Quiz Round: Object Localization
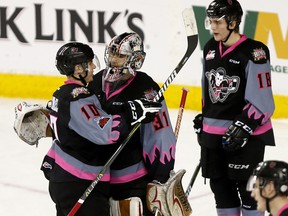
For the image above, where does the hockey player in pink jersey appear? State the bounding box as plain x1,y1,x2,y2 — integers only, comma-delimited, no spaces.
193,0,275,215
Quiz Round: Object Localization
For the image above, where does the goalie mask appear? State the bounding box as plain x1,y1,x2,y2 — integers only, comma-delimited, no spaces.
104,32,146,82
14,102,51,146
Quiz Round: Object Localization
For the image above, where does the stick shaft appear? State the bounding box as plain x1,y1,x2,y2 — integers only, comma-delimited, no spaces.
185,161,201,197
174,88,189,139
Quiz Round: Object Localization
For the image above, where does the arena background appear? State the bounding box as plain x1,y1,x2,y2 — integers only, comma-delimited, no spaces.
1,0,287,118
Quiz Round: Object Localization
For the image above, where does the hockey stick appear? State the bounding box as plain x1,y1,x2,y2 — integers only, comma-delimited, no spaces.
67,8,198,216
185,161,201,197
152,88,190,216
174,88,190,139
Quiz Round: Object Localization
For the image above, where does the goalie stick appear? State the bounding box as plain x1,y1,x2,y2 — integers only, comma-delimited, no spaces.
174,88,189,139
67,8,198,216
152,88,190,216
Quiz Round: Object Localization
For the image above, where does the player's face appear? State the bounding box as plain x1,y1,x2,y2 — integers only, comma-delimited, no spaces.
250,179,267,212
208,16,230,42
85,60,96,83
74,61,96,84
108,51,129,67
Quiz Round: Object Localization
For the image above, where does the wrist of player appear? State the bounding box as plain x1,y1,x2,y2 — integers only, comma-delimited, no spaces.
222,117,258,152
193,113,203,146
193,113,203,134
125,98,162,126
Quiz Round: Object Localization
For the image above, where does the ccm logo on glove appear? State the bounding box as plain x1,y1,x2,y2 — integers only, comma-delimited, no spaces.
234,120,253,135
126,99,162,126
128,101,138,120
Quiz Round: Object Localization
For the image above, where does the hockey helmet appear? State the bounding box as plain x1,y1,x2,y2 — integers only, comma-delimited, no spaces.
104,32,146,82
206,0,243,26
56,42,98,76
247,160,288,196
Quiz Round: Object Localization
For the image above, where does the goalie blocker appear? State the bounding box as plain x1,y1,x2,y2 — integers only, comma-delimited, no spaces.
146,169,192,216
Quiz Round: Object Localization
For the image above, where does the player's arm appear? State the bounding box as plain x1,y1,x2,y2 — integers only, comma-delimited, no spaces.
243,44,274,125
222,43,274,151
67,95,162,145
141,100,176,183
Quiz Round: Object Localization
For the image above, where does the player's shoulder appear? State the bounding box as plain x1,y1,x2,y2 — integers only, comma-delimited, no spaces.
240,38,270,63
130,71,160,99
54,83,91,102
134,71,158,87
242,38,269,51
135,71,155,81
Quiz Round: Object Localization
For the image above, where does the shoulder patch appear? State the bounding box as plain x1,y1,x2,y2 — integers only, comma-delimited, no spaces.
71,87,90,98
252,48,267,61
144,88,158,100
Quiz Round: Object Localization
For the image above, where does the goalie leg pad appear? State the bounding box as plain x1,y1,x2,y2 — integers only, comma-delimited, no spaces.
146,169,192,216
147,181,169,215
110,197,143,216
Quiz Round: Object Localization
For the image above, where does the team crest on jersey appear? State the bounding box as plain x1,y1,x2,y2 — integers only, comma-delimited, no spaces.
205,67,240,103
97,117,111,129
252,48,266,61
205,50,216,60
71,87,90,98
144,88,157,100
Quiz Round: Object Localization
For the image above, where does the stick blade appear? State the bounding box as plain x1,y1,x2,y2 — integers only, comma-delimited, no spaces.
182,8,198,36
182,8,199,55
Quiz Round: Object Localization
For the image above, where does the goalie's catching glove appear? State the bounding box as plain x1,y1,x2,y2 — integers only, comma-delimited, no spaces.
14,102,51,146
125,98,162,125
222,117,258,152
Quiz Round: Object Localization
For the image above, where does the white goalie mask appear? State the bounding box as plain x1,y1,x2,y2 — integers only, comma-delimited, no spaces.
104,32,146,82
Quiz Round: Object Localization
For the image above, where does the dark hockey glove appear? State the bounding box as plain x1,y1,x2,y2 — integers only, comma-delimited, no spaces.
193,114,203,134
193,113,203,145
222,117,258,152
125,98,162,126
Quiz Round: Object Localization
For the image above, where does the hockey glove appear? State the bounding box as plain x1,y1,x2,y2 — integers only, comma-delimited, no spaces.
126,98,162,126
222,117,258,152
14,101,51,146
193,113,203,145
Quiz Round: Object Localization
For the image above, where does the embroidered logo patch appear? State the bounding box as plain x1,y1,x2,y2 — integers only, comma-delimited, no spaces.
71,87,90,98
144,88,157,100
252,48,266,61
98,117,110,129
205,50,215,60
